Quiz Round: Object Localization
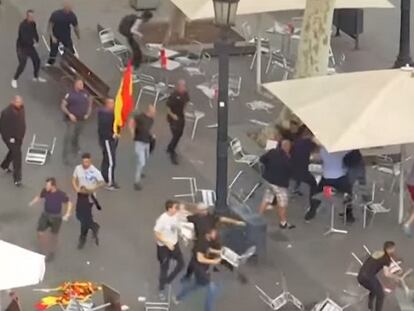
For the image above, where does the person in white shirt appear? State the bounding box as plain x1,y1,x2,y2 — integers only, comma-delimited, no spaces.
72,153,105,249
305,146,355,223
154,200,184,300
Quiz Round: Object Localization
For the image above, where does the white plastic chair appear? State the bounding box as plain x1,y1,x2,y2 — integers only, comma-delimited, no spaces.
175,40,204,66
361,182,390,229
135,74,168,109
138,285,171,311
25,135,56,166
229,138,259,167
185,110,206,140
97,28,129,55
172,177,216,206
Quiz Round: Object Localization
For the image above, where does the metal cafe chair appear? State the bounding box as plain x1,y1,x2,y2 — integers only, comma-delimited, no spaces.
229,138,259,167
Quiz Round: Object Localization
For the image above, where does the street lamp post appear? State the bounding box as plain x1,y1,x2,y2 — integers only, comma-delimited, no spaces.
394,0,413,68
213,0,239,214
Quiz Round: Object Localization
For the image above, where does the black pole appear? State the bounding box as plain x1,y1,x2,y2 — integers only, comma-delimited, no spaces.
215,29,231,214
394,0,413,68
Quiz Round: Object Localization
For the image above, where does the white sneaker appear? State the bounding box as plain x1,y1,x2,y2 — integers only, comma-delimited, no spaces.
33,77,47,83
11,80,17,89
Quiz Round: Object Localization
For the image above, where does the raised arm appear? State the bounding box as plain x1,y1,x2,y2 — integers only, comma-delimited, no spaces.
219,216,245,226
197,251,221,265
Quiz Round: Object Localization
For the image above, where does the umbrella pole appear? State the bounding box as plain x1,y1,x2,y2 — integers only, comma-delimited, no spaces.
256,15,262,92
399,144,406,224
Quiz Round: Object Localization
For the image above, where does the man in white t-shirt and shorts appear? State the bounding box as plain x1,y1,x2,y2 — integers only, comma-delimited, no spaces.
154,200,185,300
72,153,105,249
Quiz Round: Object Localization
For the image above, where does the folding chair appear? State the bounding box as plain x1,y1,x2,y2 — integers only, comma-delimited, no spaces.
174,41,204,66
185,110,205,140
25,134,56,165
172,177,216,206
135,74,168,109
141,286,171,311
229,138,259,167
360,182,390,229
97,28,128,56
255,274,304,310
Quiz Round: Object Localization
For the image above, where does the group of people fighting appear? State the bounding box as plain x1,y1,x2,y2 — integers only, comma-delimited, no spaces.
0,1,193,260
0,1,412,311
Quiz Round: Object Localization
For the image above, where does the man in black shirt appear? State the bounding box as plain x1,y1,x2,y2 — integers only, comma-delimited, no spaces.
11,10,46,89
182,203,244,280
357,241,397,311
29,177,72,261
166,80,189,165
0,96,26,186
128,105,155,190
97,98,119,190
176,228,222,311
259,140,295,229
46,1,79,65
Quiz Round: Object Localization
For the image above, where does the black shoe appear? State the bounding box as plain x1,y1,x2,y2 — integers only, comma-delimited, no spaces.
170,154,179,165
305,207,317,221
14,180,22,187
279,223,296,229
134,183,143,191
346,214,356,224
77,239,86,250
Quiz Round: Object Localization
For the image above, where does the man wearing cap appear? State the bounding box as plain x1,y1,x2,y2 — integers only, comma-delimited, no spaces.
182,203,245,281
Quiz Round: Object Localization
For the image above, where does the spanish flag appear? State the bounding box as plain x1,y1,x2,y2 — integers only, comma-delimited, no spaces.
113,61,133,134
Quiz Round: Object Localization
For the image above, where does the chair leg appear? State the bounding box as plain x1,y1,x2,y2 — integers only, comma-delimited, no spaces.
369,212,376,227
191,118,199,140
135,89,143,110
250,51,257,70
363,206,367,229
154,91,160,108
265,53,273,74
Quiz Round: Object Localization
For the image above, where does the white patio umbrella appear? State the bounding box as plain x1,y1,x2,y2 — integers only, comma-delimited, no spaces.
0,240,45,309
169,0,394,90
263,68,414,223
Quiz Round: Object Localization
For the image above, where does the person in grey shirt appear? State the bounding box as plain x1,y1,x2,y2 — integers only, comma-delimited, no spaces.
61,79,92,165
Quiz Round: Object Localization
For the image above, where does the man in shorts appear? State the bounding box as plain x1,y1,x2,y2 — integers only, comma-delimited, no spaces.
29,177,72,261
258,140,295,229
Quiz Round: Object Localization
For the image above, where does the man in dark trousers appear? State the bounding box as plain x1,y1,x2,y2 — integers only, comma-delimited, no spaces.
11,9,46,89
258,140,295,229
72,153,105,249
0,96,26,187
46,1,80,65
166,80,189,165
97,98,119,190
357,241,399,311
61,79,92,165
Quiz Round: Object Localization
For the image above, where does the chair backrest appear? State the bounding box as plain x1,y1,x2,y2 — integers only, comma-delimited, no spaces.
99,28,115,45
255,285,275,309
229,75,242,96
230,138,243,155
138,74,157,88
188,40,204,60
267,32,283,53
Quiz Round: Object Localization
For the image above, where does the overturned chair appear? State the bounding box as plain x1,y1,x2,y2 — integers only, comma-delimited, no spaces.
255,274,304,310
25,135,56,165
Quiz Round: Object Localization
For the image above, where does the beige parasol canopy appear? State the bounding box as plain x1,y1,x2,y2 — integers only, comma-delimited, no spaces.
170,0,394,21
263,69,414,153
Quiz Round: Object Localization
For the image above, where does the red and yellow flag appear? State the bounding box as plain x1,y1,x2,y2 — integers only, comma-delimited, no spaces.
113,61,133,134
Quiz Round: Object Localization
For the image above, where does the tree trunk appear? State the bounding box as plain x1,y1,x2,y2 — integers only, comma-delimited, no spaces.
255,0,335,147
295,0,335,78
164,6,187,44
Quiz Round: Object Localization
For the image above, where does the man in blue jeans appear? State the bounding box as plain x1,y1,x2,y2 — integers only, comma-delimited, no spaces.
176,228,222,311
128,105,155,191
